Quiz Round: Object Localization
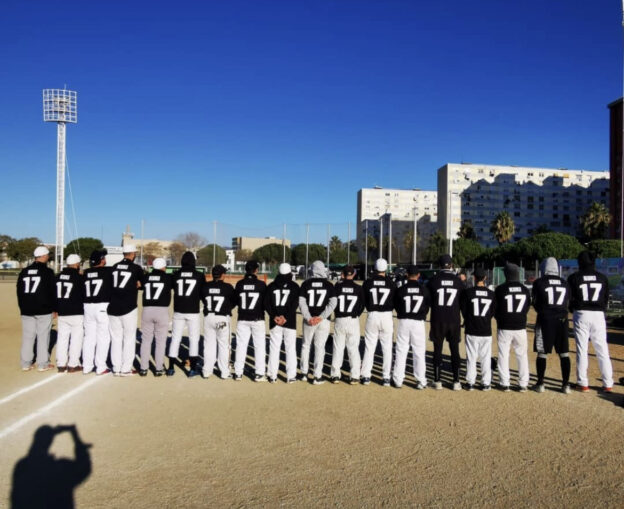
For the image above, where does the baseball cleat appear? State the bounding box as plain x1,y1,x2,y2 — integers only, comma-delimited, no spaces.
312,377,325,385
268,377,277,384
602,386,613,393
154,370,164,377
187,369,200,378
298,373,308,382
383,378,391,387
120,370,137,377
330,377,340,384
361,377,371,386
481,384,491,391
349,377,359,385
433,381,442,390
254,375,267,382
201,373,211,379
561,384,571,394
21,364,35,372
233,374,242,381
500,385,511,392
165,368,175,377
57,366,68,373
37,363,55,372
518,386,528,393
533,384,545,393
576,385,590,393
415,382,427,390
139,369,148,377
466,384,474,391
220,374,232,380
452,382,462,391
96,369,111,376
286,378,297,384
68,366,82,373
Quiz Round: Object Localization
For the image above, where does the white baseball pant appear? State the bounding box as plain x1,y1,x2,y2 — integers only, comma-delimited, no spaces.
168,312,201,358
331,317,361,379
573,310,613,388
361,311,394,380
234,320,266,377
497,329,529,388
109,308,138,373
83,302,111,374
203,314,231,378
56,315,84,368
392,319,426,387
300,319,331,378
20,314,52,369
267,326,297,380
465,334,492,386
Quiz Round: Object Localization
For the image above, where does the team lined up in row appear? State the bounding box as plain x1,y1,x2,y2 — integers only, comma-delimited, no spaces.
17,245,614,392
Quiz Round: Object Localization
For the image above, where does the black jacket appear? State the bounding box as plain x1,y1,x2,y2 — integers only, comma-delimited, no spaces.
16,262,56,315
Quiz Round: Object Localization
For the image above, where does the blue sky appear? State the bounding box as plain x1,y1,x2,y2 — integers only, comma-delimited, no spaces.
0,0,621,246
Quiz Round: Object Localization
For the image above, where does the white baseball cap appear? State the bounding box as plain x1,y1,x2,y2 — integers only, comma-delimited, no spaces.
123,244,137,253
33,246,49,257
278,263,291,275
153,258,166,270
375,258,388,272
66,254,81,265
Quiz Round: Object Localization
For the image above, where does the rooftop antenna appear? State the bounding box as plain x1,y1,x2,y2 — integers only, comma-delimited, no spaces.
43,88,77,271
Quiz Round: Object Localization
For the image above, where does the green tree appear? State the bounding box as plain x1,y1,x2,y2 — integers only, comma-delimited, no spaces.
291,243,327,265
452,238,484,267
457,220,476,240
423,232,448,263
580,202,611,240
7,237,42,264
253,243,291,264
490,211,515,244
587,239,622,259
234,249,253,262
329,235,347,263
65,237,104,261
0,234,14,254
196,244,227,266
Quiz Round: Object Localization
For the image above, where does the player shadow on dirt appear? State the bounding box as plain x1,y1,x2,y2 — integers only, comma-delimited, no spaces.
10,424,92,509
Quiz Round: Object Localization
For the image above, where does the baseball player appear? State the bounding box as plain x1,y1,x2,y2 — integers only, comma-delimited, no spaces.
167,251,205,377
139,257,172,377
55,254,85,373
82,249,113,375
201,264,236,380
460,267,496,391
426,254,464,390
531,257,571,394
494,262,531,392
567,251,613,392
234,260,267,381
108,244,144,376
299,260,336,385
361,258,396,386
16,246,56,372
265,263,300,383
331,265,365,384
392,265,430,389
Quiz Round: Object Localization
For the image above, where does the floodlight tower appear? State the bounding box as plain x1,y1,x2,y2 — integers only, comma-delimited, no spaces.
43,89,77,271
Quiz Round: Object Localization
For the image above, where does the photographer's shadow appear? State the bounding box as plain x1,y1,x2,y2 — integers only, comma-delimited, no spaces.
11,424,92,509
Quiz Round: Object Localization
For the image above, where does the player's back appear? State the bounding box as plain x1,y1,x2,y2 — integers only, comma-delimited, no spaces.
109,259,144,316
334,279,365,318
235,274,266,321
495,282,531,330
83,267,113,304
202,279,236,316
532,275,569,318
362,275,395,312
300,277,335,316
172,268,205,314
567,269,609,313
426,271,463,324
142,270,173,308
265,275,299,328
461,286,496,336
17,261,56,315
55,267,84,316
394,280,430,320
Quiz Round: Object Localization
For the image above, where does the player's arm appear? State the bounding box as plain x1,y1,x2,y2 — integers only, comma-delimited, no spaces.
319,284,337,320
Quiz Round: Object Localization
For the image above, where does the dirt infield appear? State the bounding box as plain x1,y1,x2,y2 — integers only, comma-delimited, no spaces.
0,282,623,508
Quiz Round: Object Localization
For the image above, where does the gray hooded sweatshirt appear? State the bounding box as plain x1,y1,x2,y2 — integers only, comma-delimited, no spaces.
299,261,337,321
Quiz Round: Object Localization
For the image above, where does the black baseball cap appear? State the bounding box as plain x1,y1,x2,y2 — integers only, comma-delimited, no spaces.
473,267,487,280
407,265,420,276
212,264,227,277
89,249,107,267
438,254,453,268
245,260,259,273
342,265,355,276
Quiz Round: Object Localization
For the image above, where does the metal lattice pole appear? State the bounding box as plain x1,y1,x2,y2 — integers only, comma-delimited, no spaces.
55,122,66,271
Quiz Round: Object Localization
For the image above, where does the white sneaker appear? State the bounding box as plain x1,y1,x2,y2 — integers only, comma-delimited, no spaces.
534,383,545,393
433,381,442,390
452,382,462,391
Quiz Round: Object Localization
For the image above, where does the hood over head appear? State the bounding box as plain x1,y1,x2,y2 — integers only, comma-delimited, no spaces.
310,260,327,278
578,250,595,271
540,257,559,277
181,251,196,268
503,262,520,282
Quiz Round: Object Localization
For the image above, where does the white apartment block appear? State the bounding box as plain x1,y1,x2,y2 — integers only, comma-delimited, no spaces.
438,163,610,247
357,187,438,263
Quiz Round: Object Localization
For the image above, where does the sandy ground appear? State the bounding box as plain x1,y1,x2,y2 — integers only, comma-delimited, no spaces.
0,281,623,508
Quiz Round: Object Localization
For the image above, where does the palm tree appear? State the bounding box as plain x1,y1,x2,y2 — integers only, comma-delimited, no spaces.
580,202,611,240
490,211,515,245
457,220,476,240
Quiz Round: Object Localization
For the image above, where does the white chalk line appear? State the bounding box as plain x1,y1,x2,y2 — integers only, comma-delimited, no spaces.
0,376,102,440
0,373,62,406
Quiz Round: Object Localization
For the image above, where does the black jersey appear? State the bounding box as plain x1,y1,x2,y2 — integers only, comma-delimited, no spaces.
235,274,266,321
142,270,173,308
172,268,205,314
532,275,570,318
202,280,236,317
567,270,609,313
83,266,113,304
16,262,56,316
55,268,84,316
495,282,531,330
362,275,396,312
108,258,144,316
460,286,496,336
333,279,365,318
300,278,335,316
394,280,430,320
426,270,464,325
265,275,300,330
